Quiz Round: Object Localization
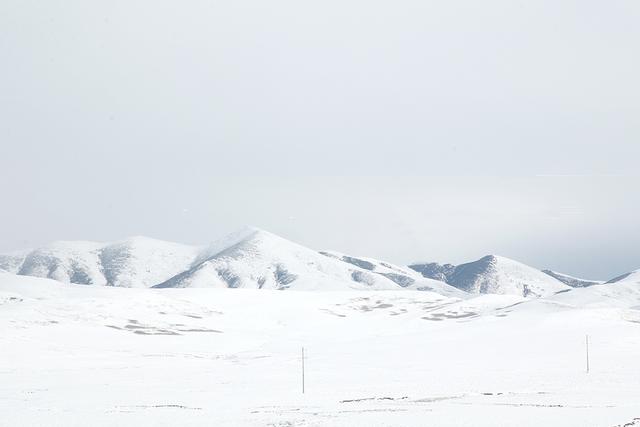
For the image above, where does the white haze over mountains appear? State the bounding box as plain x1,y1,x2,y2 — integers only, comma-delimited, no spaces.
2,176,639,281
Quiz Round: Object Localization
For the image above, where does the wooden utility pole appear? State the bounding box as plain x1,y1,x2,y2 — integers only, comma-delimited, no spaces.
301,347,305,394
585,335,590,373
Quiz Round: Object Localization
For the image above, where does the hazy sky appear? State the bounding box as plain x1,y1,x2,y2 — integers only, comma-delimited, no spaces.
1,1,638,279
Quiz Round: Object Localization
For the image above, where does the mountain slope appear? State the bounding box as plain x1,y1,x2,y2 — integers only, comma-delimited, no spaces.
99,237,201,288
408,262,456,283
542,270,603,288
0,251,28,274
154,228,415,291
320,251,466,297
3,229,592,298
7,238,199,288
410,255,570,297
606,269,640,285
18,241,107,285
547,270,640,310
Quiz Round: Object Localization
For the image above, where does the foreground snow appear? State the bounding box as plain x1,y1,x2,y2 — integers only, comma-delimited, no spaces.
1,273,639,427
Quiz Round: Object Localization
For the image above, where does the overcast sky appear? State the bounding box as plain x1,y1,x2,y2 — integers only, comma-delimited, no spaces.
1,1,638,279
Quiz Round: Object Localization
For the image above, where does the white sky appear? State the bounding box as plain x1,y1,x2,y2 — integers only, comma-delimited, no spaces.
1,1,638,279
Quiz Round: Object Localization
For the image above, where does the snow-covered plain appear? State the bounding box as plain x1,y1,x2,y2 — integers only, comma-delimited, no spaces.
2,272,640,427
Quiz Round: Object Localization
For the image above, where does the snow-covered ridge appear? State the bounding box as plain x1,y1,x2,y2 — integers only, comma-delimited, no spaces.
153,229,455,292
606,270,640,285
2,229,636,298
319,250,465,297
410,255,570,297
0,250,29,274
411,255,637,298
1,229,459,293
408,261,455,283
542,270,603,288
0,237,199,288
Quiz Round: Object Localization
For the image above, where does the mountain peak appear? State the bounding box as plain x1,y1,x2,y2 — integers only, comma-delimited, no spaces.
410,254,568,297
153,228,427,291
478,254,519,264
194,227,293,265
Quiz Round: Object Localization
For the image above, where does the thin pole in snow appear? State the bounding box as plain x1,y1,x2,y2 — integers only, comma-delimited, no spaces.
585,335,590,374
301,347,305,394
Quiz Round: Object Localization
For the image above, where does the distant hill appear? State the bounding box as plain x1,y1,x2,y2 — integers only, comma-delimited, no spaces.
153,228,444,292
410,255,569,297
542,270,603,288
0,237,198,288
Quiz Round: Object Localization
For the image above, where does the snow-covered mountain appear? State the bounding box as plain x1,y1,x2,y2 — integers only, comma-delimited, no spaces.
319,250,465,297
0,251,28,274
408,262,455,283
1,237,199,288
547,270,640,310
606,269,640,285
154,228,440,292
542,270,603,288
17,241,106,285
1,229,460,293
3,229,627,298
410,255,570,297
